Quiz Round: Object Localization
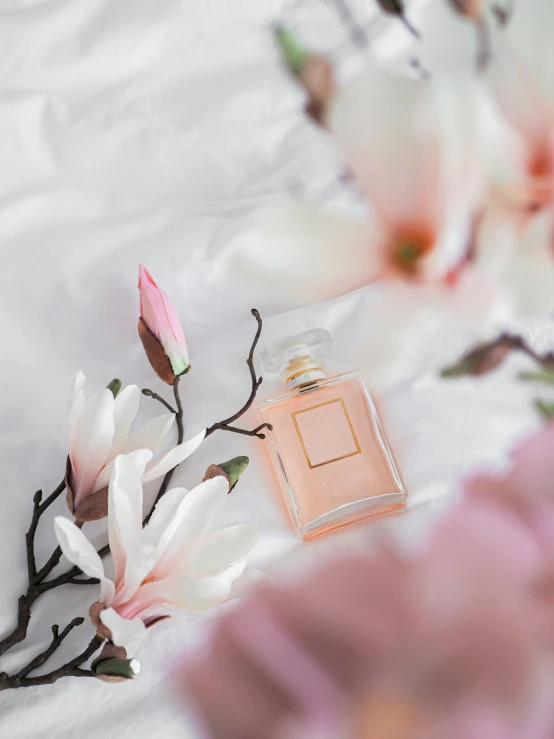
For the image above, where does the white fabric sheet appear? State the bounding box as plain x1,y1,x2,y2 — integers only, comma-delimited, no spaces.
0,1,547,737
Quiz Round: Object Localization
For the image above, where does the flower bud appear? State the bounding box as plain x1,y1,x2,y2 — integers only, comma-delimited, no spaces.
203,456,250,492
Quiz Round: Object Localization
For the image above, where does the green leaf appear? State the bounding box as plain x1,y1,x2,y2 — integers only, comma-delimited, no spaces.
218,456,250,487
535,399,554,421
94,657,141,680
274,25,310,75
519,370,554,386
106,379,122,398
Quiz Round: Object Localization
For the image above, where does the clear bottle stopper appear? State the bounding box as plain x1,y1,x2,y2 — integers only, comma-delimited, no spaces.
259,328,332,390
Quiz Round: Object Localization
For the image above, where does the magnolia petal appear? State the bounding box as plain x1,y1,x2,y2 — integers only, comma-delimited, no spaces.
54,517,114,604
100,608,146,651
152,477,229,580
329,67,484,278
232,198,384,308
108,455,145,585
172,573,238,610
115,541,158,606
139,265,189,377
186,524,260,578
489,32,553,158
126,570,236,615
108,385,140,459
329,68,440,228
66,370,87,448
72,389,115,507
124,413,175,456
91,448,153,495
141,428,206,482
142,486,188,555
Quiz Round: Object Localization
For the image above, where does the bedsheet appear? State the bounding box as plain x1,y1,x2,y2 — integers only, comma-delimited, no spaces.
0,1,545,737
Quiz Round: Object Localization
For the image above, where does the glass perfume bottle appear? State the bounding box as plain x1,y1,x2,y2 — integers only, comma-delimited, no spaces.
259,329,406,540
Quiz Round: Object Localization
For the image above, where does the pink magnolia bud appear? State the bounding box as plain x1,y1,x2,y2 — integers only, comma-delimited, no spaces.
138,265,190,384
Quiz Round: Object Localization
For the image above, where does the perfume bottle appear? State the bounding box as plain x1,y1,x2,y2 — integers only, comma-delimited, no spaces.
259,329,406,540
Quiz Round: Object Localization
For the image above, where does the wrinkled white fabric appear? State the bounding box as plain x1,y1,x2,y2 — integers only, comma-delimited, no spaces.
0,1,551,738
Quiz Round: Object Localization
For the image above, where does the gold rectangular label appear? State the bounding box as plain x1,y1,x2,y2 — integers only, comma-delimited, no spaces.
292,397,361,469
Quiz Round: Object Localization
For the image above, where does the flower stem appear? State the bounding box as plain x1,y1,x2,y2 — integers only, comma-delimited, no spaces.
142,377,184,525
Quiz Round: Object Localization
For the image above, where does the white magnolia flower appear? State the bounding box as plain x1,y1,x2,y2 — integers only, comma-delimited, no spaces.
55,455,259,651
232,65,486,308
66,371,205,520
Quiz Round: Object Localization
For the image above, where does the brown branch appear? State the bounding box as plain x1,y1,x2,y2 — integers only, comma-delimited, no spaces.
142,388,177,414
142,376,185,525
0,478,65,658
0,634,103,691
16,618,84,678
206,422,271,440
205,309,269,439
442,333,554,379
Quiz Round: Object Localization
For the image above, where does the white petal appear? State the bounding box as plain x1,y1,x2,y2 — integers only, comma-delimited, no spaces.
186,524,259,578
72,389,115,507
99,608,146,651
329,68,484,265
128,571,235,613
116,541,158,605
108,385,140,459
141,428,206,482
152,477,229,580
66,371,87,452
232,199,383,308
108,455,144,586
91,448,153,495
142,486,188,552
489,33,553,154
54,517,114,604
124,414,175,455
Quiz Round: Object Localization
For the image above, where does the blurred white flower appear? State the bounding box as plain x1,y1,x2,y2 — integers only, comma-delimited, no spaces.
232,65,486,308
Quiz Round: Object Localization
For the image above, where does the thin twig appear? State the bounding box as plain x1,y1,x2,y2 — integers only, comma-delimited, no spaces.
0,635,103,690
142,388,177,414
35,522,83,584
142,376,184,525
0,478,65,659
206,423,271,440
205,310,269,439
330,0,368,49
16,618,84,678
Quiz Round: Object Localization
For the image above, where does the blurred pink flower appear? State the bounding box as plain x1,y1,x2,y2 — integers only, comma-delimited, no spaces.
56,455,258,651
138,265,189,384
184,484,553,738
465,425,554,555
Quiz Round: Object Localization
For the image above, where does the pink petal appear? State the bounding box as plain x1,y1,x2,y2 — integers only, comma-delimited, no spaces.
138,265,189,377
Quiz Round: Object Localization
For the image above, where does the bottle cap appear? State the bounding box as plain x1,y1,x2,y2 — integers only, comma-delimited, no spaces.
259,328,332,390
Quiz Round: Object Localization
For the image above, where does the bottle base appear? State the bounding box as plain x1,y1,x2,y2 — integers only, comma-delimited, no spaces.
299,494,406,541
